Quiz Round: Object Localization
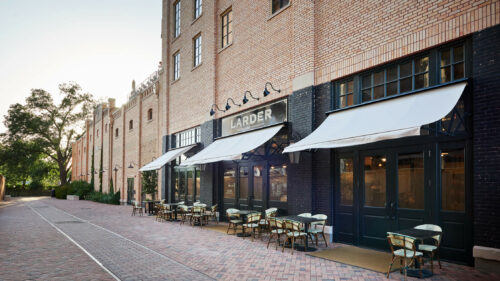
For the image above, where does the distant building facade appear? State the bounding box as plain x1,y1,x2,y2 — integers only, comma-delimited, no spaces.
72,0,500,265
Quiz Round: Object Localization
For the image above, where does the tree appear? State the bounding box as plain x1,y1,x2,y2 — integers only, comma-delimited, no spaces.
109,177,114,194
141,170,158,200
3,83,95,186
99,146,103,193
0,139,44,188
90,147,95,189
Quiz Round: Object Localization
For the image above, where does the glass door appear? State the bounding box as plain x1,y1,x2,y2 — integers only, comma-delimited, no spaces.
223,166,237,213
238,166,250,210
127,178,134,204
251,165,265,212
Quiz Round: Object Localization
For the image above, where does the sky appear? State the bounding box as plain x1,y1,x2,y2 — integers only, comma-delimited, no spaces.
0,0,162,133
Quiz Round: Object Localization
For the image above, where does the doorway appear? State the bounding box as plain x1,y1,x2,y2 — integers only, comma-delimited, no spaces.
127,178,134,204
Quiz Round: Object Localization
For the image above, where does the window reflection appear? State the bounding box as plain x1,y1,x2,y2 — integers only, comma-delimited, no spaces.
339,158,353,205
441,149,465,212
195,170,200,201
224,168,236,199
398,153,424,209
270,165,287,202
239,167,249,199
187,171,194,202
364,156,386,207
254,166,263,201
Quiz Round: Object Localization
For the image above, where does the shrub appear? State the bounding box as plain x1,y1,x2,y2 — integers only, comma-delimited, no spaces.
55,184,69,199
84,190,120,205
28,180,44,191
69,180,92,198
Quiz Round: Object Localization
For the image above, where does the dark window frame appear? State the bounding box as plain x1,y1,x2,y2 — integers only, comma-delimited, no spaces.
271,0,290,14
115,128,119,138
221,8,232,48
173,51,180,80
129,120,133,130
194,0,202,19
147,108,153,121
193,34,202,67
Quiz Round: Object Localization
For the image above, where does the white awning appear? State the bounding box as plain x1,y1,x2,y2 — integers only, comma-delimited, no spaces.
139,145,196,171
283,82,467,153
181,125,283,166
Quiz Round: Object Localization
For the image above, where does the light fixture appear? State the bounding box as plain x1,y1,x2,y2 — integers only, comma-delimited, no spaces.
209,104,225,116
225,98,241,111
128,162,138,169
263,82,281,97
242,90,259,104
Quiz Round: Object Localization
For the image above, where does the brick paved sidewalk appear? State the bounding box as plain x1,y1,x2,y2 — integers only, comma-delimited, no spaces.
40,197,498,281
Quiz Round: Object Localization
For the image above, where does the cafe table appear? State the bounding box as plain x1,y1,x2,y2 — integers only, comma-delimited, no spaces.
276,215,323,252
235,210,259,237
390,228,442,278
143,200,160,215
166,202,184,221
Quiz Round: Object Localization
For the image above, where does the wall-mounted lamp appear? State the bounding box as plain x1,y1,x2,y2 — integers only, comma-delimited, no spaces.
128,162,138,169
242,90,259,104
225,98,241,111
263,82,281,97
209,104,225,116
113,165,121,172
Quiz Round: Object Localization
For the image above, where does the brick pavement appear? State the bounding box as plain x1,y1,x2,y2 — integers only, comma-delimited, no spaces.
2,197,498,281
40,198,499,281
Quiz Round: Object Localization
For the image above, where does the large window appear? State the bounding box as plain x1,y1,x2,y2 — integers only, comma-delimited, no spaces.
272,0,289,14
253,166,263,201
221,9,232,48
174,126,201,148
147,108,153,121
239,167,249,200
334,42,467,109
174,1,181,38
193,34,202,67
441,149,465,212
398,153,424,209
173,52,180,80
339,158,353,205
269,165,287,202
129,120,133,130
364,155,386,207
224,168,236,199
194,0,202,19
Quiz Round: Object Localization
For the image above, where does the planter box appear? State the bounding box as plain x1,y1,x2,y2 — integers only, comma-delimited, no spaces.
474,246,500,274
66,195,79,201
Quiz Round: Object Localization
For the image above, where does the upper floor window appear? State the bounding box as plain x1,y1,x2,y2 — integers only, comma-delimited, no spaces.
334,42,467,109
174,1,181,38
440,45,465,83
105,124,108,133
173,52,180,80
174,126,201,148
194,0,202,19
115,128,119,137
148,108,153,121
129,120,133,130
221,8,233,48
97,129,99,137
193,34,202,67
272,0,289,14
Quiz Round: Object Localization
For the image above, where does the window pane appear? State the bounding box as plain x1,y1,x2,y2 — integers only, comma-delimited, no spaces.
340,95,346,108
174,172,180,202
374,70,384,85
441,66,451,83
362,75,371,89
253,166,263,201
454,62,464,80
415,56,429,73
228,10,232,22
373,85,384,99
347,80,354,93
195,170,200,201
269,165,287,202
339,83,346,95
415,73,429,89
441,149,465,212
228,32,233,44
187,171,194,202
453,46,464,62
362,89,371,102
179,172,186,202
400,77,412,93
364,155,386,207
340,158,353,205
223,168,236,199
441,49,451,66
400,61,412,77
239,167,249,199
387,66,398,81
272,0,280,13
387,81,398,96
346,94,354,106
398,153,424,209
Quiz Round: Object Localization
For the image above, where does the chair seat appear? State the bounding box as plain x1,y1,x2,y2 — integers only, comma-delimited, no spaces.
271,229,284,234
394,249,423,258
230,219,243,224
307,229,324,234
243,223,259,228
259,219,268,225
418,244,438,252
287,231,307,237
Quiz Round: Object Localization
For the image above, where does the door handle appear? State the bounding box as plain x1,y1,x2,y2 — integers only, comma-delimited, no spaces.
390,202,397,220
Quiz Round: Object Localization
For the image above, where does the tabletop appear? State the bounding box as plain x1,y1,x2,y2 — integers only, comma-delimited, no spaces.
236,210,259,215
276,215,323,224
391,228,442,240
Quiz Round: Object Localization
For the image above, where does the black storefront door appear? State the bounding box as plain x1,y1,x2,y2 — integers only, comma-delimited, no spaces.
335,141,471,262
127,178,134,204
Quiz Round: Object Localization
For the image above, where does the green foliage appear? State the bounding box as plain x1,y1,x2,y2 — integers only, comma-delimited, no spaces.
69,180,92,198
109,178,114,194
6,187,51,197
55,184,69,199
90,147,95,189
28,180,44,191
141,170,158,200
99,147,103,193
3,83,95,186
0,140,47,188
85,190,120,205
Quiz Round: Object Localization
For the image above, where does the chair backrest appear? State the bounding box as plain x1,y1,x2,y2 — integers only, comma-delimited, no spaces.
311,214,327,228
226,208,239,214
178,204,188,212
291,221,303,232
178,201,185,204
160,199,165,204
265,207,278,217
192,206,204,213
134,201,141,207
247,213,261,223
414,224,442,244
387,232,417,256
211,204,218,212
298,213,312,217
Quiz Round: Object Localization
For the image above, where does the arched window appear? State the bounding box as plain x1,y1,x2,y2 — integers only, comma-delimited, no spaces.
129,120,133,130
148,108,153,121
115,128,119,137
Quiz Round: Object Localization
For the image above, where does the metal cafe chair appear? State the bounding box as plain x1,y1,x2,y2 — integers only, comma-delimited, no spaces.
226,208,243,234
191,206,206,226
241,212,262,241
131,200,143,216
266,217,285,250
308,214,328,247
259,207,278,236
387,232,424,280
204,204,218,224
414,224,443,273
284,220,307,255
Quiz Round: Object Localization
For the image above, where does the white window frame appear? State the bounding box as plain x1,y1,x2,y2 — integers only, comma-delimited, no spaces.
194,35,202,67
174,52,180,80
194,0,202,19
174,1,181,38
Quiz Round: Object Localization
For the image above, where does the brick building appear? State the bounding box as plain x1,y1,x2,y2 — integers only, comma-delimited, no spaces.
72,0,500,265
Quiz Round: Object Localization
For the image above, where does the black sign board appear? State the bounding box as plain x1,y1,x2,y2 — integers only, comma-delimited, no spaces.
221,99,287,136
